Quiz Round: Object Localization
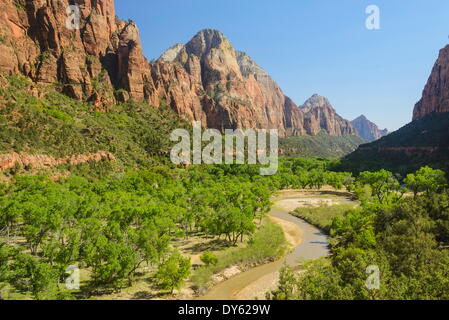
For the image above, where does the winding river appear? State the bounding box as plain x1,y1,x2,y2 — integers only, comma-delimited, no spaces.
198,192,331,300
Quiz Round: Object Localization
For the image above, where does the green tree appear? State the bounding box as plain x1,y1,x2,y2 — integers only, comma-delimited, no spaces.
357,170,401,204
404,166,447,198
331,208,377,249
155,251,191,294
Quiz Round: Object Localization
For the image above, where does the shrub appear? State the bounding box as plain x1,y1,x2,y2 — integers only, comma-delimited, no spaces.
200,251,218,266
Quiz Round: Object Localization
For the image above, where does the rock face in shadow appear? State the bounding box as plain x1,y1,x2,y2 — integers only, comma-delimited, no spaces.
351,115,388,142
343,44,449,173
0,1,357,137
414,45,449,120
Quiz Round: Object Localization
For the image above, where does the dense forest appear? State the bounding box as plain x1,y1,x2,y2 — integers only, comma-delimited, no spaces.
268,166,449,300
0,158,354,299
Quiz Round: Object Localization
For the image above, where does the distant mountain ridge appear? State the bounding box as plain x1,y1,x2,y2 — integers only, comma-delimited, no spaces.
351,115,388,142
341,113,449,173
299,94,357,137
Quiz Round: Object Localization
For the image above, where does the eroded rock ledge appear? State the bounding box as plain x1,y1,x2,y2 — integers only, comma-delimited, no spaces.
0,151,116,171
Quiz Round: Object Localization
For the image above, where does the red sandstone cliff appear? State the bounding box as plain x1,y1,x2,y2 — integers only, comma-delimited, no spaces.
156,30,310,136
0,0,356,137
0,151,116,171
300,94,357,136
413,44,449,120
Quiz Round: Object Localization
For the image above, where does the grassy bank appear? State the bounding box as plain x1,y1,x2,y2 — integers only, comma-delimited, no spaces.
290,203,355,233
191,219,287,290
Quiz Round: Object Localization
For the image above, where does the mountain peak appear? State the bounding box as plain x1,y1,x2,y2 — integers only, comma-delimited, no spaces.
302,94,333,111
413,44,449,120
235,50,271,80
194,29,226,38
351,115,388,142
353,115,369,122
297,95,357,136
185,29,232,57
158,29,233,62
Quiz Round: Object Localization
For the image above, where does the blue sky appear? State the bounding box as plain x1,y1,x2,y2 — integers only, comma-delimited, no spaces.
115,0,449,131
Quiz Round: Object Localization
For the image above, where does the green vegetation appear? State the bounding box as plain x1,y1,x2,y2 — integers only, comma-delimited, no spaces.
200,251,218,266
0,164,279,299
291,204,355,233
192,219,286,289
279,132,366,158
352,169,402,204
339,112,449,174
404,166,447,198
0,75,188,173
1,156,342,299
155,251,191,294
269,166,449,300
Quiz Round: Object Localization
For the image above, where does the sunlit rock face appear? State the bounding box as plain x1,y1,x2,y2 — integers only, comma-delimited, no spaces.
300,94,358,136
157,29,307,136
351,115,388,142
0,1,357,136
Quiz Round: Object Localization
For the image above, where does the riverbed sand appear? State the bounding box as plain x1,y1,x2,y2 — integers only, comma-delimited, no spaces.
225,189,354,301
269,216,303,247
234,271,280,300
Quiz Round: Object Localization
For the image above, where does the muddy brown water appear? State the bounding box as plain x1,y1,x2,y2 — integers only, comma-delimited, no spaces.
198,194,330,300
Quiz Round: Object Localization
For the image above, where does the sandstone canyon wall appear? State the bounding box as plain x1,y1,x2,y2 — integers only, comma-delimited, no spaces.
0,0,357,137
300,94,357,136
413,45,449,120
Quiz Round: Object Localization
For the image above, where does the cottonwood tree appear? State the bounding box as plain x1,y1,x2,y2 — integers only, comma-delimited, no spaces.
357,170,401,204
404,166,447,199
155,251,191,294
